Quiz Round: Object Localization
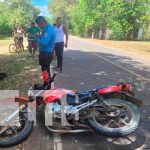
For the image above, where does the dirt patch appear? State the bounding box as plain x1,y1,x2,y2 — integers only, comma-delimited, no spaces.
0,37,29,54
0,45,10,54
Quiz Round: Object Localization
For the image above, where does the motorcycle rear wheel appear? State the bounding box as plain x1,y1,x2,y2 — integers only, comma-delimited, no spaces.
87,99,140,137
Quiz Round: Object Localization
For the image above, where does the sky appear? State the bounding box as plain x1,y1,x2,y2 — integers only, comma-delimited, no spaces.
31,0,51,18
0,0,51,17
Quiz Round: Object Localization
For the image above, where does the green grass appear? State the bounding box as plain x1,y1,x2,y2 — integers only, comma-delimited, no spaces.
0,52,39,92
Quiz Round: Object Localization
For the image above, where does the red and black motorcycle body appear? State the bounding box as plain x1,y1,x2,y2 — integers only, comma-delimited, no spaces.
97,83,142,107
35,83,142,107
0,81,141,147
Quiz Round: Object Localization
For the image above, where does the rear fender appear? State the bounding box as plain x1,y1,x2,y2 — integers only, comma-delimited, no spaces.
103,92,142,107
97,83,132,95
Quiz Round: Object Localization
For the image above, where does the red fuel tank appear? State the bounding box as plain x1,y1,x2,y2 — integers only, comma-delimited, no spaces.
42,88,75,104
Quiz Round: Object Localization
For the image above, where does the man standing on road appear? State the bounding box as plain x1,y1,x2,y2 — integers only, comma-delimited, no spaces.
35,16,56,88
54,17,68,73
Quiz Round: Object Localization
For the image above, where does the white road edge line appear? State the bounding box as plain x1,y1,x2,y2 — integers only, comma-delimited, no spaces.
50,66,63,150
71,41,150,84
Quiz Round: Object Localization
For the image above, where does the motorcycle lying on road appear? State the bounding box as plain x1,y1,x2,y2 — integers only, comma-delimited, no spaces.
0,74,142,147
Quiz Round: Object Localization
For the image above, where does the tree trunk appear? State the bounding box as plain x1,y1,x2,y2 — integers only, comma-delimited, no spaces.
99,28,101,39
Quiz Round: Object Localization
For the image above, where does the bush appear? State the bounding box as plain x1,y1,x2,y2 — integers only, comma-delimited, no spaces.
0,15,12,36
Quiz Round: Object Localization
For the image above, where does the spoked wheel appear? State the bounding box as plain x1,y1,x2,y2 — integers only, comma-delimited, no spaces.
9,44,17,53
87,99,140,137
0,112,33,147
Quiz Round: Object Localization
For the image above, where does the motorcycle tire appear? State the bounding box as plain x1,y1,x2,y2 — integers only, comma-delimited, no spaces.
87,99,140,137
0,113,33,147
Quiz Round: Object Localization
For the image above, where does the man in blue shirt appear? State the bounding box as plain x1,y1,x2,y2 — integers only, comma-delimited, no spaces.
35,16,56,89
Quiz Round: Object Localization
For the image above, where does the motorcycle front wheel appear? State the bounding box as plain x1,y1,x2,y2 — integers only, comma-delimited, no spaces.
87,99,140,137
0,112,33,147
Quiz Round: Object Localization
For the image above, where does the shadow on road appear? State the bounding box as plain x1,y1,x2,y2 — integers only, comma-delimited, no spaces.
62,129,145,150
54,49,150,150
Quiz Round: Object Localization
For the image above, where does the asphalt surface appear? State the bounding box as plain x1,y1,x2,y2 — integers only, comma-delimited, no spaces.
1,36,150,150
53,37,150,150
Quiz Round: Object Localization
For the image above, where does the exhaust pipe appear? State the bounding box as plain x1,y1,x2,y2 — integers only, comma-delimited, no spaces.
46,126,91,133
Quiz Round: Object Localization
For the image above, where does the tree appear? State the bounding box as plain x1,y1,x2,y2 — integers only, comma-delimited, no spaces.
49,0,150,40
48,0,78,24
0,0,40,36
5,0,40,26
106,0,150,40
70,0,107,37
0,15,11,36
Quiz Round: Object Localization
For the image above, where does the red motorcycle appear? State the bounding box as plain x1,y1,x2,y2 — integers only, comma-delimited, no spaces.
0,74,141,147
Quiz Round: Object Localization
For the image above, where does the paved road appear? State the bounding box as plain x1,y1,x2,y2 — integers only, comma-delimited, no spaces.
53,36,150,150
1,36,150,150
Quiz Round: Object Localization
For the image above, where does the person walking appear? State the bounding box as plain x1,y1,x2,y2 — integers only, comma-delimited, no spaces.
54,17,68,73
35,16,56,89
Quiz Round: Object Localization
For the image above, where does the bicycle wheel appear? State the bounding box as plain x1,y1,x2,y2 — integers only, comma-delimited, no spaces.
9,44,17,53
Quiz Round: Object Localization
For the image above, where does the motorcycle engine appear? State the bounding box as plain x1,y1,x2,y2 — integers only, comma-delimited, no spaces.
45,102,74,119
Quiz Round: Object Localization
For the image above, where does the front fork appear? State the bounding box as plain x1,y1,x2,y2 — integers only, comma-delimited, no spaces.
0,105,26,135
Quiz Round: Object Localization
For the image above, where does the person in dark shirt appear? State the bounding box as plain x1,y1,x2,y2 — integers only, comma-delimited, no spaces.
35,16,56,89
26,22,41,56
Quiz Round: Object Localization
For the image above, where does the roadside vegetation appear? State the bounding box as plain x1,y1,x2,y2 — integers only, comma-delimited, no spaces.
0,0,40,37
49,0,150,41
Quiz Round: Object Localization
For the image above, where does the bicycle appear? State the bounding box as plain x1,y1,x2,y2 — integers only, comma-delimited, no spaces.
9,38,24,53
